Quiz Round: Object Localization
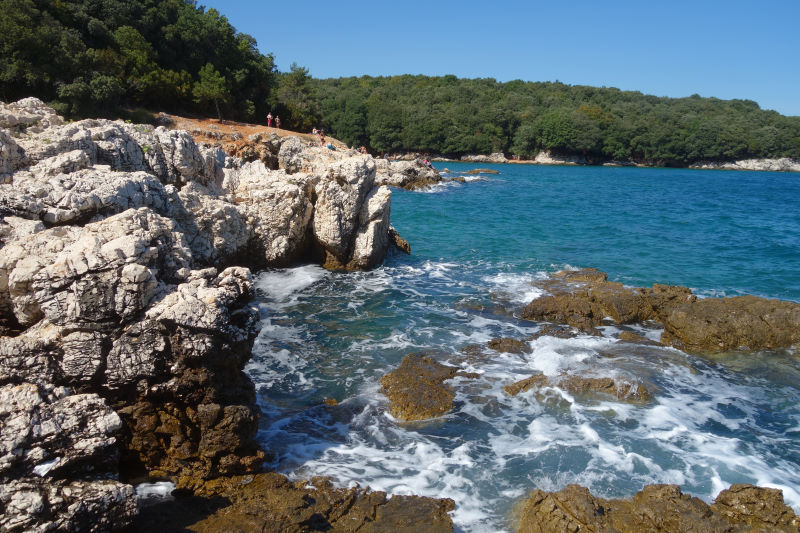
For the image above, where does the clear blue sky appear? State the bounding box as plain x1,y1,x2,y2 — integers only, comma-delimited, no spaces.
199,0,800,116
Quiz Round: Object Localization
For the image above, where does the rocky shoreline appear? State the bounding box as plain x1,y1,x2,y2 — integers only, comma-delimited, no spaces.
392,149,800,172
2,98,799,532
0,98,452,531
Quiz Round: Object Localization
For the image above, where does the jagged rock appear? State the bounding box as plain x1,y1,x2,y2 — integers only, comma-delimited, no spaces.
516,483,800,533
348,185,391,270
374,158,443,189
389,224,411,254
1,167,172,224
0,383,121,479
661,295,800,352
0,97,64,133
0,216,44,247
380,353,461,421
0,130,27,178
137,473,455,533
153,127,215,187
173,181,250,266
521,269,694,333
0,208,190,328
0,478,137,533
223,161,313,266
505,373,651,402
314,156,379,268
0,99,405,532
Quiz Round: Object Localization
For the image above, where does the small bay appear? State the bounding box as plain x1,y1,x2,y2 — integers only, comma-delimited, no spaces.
248,163,800,532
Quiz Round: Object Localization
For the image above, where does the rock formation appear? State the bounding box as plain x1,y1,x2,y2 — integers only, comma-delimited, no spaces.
460,153,508,163
374,158,443,190
0,98,425,531
516,483,800,532
533,151,589,165
691,157,800,172
137,472,456,532
520,268,800,353
504,373,651,402
380,353,464,421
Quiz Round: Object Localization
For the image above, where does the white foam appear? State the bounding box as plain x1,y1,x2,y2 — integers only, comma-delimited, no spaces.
254,265,328,306
136,481,175,506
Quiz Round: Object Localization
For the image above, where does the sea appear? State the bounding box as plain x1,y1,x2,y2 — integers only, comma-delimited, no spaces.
247,162,800,532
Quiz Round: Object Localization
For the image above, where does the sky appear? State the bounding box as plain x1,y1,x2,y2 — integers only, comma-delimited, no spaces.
199,0,800,116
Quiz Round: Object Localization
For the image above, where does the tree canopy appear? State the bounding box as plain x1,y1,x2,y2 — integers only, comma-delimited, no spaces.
311,76,800,165
2,1,798,165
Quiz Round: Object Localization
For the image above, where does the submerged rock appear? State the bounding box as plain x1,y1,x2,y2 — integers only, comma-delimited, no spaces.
661,295,800,352
488,337,532,354
516,483,800,533
519,268,800,353
137,472,456,533
505,373,651,402
380,353,461,421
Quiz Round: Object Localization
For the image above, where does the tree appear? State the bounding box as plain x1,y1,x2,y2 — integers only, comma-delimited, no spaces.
193,62,228,121
274,63,320,130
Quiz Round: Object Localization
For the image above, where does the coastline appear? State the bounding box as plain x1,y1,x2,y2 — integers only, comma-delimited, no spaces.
2,99,800,532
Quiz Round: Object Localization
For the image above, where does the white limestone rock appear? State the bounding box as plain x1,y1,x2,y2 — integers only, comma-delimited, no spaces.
0,97,64,133
460,152,508,163
690,157,800,172
0,130,27,179
0,383,121,478
0,478,136,533
374,158,442,189
0,208,190,328
313,156,376,263
224,161,313,265
534,150,588,165
349,185,392,270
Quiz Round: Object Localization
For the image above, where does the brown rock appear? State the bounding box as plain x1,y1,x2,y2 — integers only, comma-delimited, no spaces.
661,295,800,352
465,168,500,174
712,484,800,530
389,225,411,254
505,373,651,402
379,353,460,421
517,483,800,533
529,324,583,340
521,270,694,334
137,472,456,533
488,337,532,354
618,331,662,346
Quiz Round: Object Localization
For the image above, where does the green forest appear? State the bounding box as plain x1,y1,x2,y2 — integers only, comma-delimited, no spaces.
3,0,800,165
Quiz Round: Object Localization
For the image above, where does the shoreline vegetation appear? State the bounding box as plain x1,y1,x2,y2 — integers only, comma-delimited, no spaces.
2,1,800,170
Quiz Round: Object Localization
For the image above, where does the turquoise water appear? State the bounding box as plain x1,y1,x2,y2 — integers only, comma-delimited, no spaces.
248,164,800,532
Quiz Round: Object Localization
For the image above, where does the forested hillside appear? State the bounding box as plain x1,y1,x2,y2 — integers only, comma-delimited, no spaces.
2,1,799,165
313,76,800,164
0,0,283,122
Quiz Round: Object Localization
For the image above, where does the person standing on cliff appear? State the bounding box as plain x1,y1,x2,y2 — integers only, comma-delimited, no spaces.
267,112,273,127
275,115,281,129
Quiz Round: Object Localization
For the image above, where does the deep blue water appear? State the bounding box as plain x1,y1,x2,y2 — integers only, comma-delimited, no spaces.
393,163,800,301
248,163,800,532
